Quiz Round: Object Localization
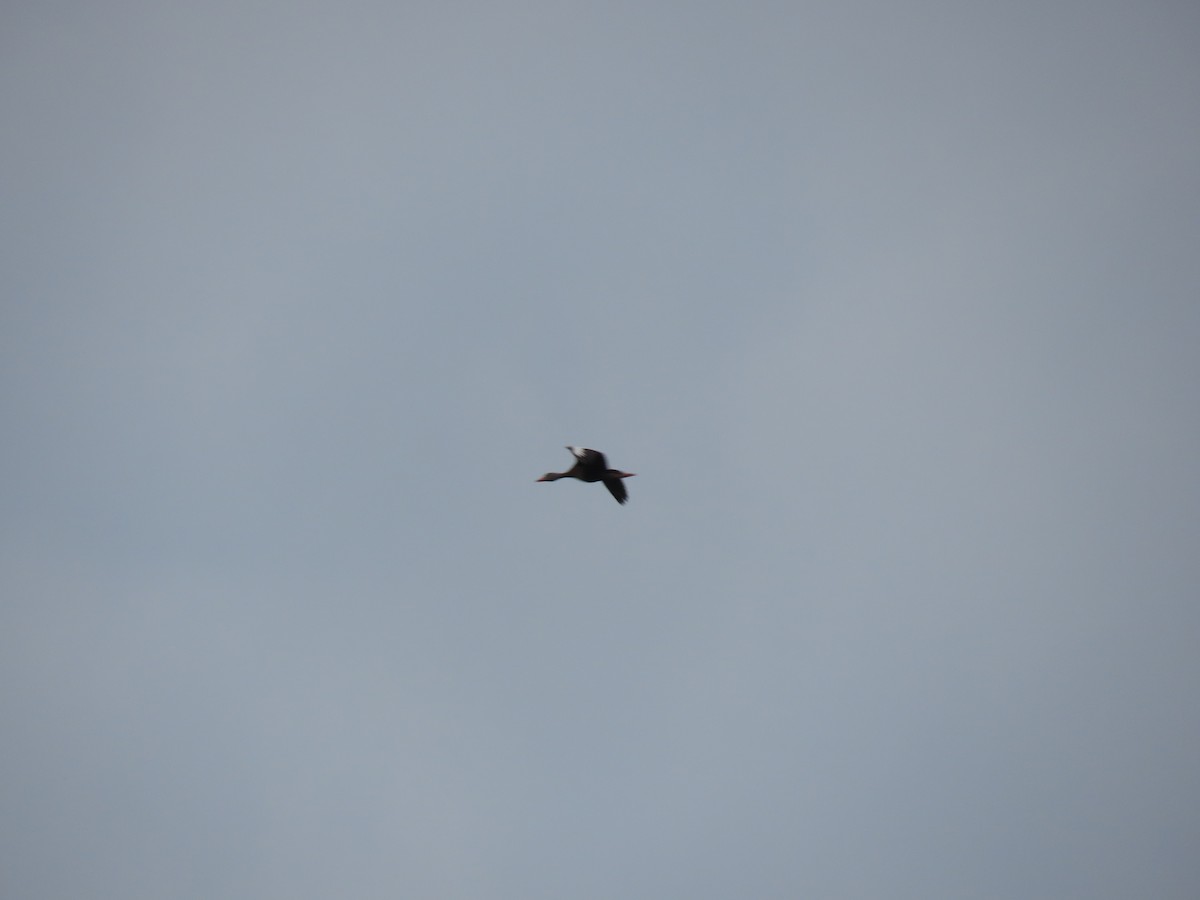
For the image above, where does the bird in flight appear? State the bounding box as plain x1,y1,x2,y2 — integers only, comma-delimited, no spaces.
536,446,636,505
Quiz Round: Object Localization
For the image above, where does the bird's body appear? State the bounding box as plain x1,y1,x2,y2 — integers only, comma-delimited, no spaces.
537,446,636,504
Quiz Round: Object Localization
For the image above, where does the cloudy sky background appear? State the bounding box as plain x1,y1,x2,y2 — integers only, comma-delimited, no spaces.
3,1,1199,897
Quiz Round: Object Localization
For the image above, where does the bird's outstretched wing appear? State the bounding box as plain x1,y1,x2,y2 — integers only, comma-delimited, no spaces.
603,475,628,505
567,446,608,470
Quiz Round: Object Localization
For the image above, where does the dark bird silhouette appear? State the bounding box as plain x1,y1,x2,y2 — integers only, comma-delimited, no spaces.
536,446,636,505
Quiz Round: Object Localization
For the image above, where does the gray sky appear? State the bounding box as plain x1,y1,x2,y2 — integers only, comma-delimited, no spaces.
3,1,1199,897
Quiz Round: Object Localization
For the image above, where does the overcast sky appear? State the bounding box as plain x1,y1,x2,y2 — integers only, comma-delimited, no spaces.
3,2,1199,898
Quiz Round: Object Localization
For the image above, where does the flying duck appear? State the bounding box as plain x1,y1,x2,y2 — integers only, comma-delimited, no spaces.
536,446,636,505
